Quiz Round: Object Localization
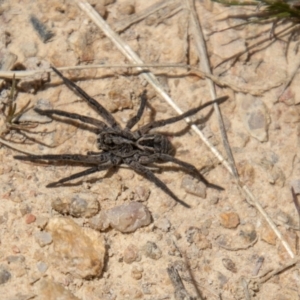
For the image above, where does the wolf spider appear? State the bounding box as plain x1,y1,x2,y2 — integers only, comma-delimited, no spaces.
15,67,228,208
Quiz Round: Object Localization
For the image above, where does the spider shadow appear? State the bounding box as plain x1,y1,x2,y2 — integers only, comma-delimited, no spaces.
155,107,214,138
43,114,99,135
53,167,118,187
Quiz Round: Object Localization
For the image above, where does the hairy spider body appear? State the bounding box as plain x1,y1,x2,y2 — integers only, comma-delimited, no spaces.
14,67,228,208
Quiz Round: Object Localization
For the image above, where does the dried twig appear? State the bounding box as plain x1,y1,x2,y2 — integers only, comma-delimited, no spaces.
0,64,185,79
240,277,251,300
185,0,239,180
167,265,197,300
252,256,264,276
217,234,258,251
0,64,282,95
0,137,39,155
256,257,299,284
242,184,294,258
291,187,300,230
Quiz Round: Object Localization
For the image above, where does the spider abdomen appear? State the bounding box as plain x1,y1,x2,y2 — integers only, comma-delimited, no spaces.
136,134,174,154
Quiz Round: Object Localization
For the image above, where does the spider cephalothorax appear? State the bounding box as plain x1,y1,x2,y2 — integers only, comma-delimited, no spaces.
15,67,228,207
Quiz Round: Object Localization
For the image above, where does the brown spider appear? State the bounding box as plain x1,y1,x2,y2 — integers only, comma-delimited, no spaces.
15,67,228,207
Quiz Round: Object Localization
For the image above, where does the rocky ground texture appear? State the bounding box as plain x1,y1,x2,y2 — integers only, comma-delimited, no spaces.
0,0,300,299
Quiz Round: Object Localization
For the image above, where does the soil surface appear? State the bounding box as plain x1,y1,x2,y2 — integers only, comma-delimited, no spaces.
0,0,300,299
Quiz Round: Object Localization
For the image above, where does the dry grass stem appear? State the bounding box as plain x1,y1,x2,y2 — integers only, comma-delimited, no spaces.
242,184,295,258
291,187,300,230
252,256,264,276
0,65,281,95
0,137,40,155
240,277,252,300
217,234,258,251
167,265,197,300
186,0,239,180
257,257,299,284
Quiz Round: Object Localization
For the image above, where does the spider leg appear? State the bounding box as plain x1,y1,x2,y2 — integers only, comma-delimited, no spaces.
51,67,119,128
140,153,224,191
127,161,190,208
139,95,228,134
125,90,147,129
35,108,107,130
47,162,113,187
14,153,109,164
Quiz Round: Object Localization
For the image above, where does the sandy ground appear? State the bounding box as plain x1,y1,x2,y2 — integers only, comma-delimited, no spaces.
0,0,300,299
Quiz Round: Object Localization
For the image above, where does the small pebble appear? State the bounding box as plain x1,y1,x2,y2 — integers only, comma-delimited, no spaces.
155,217,171,232
35,231,53,247
185,227,211,249
186,227,201,244
131,265,143,280
237,95,269,142
217,272,228,288
11,246,20,254
29,271,42,284
30,15,54,43
0,214,7,225
239,224,257,243
51,198,70,215
0,266,11,284
210,196,219,205
119,3,135,15
291,179,300,194
36,278,80,299
46,217,105,279
37,261,48,273
89,202,152,233
108,90,133,112
124,244,140,264
19,204,31,216
22,41,38,57
69,196,88,217
219,212,240,229
99,0,116,5
25,213,36,224
6,255,26,278
134,186,150,202
276,211,290,224
181,175,206,198
0,52,17,72
283,107,300,123
7,255,25,264
70,195,100,218
222,258,237,273
143,241,162,260
261,224,277,245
